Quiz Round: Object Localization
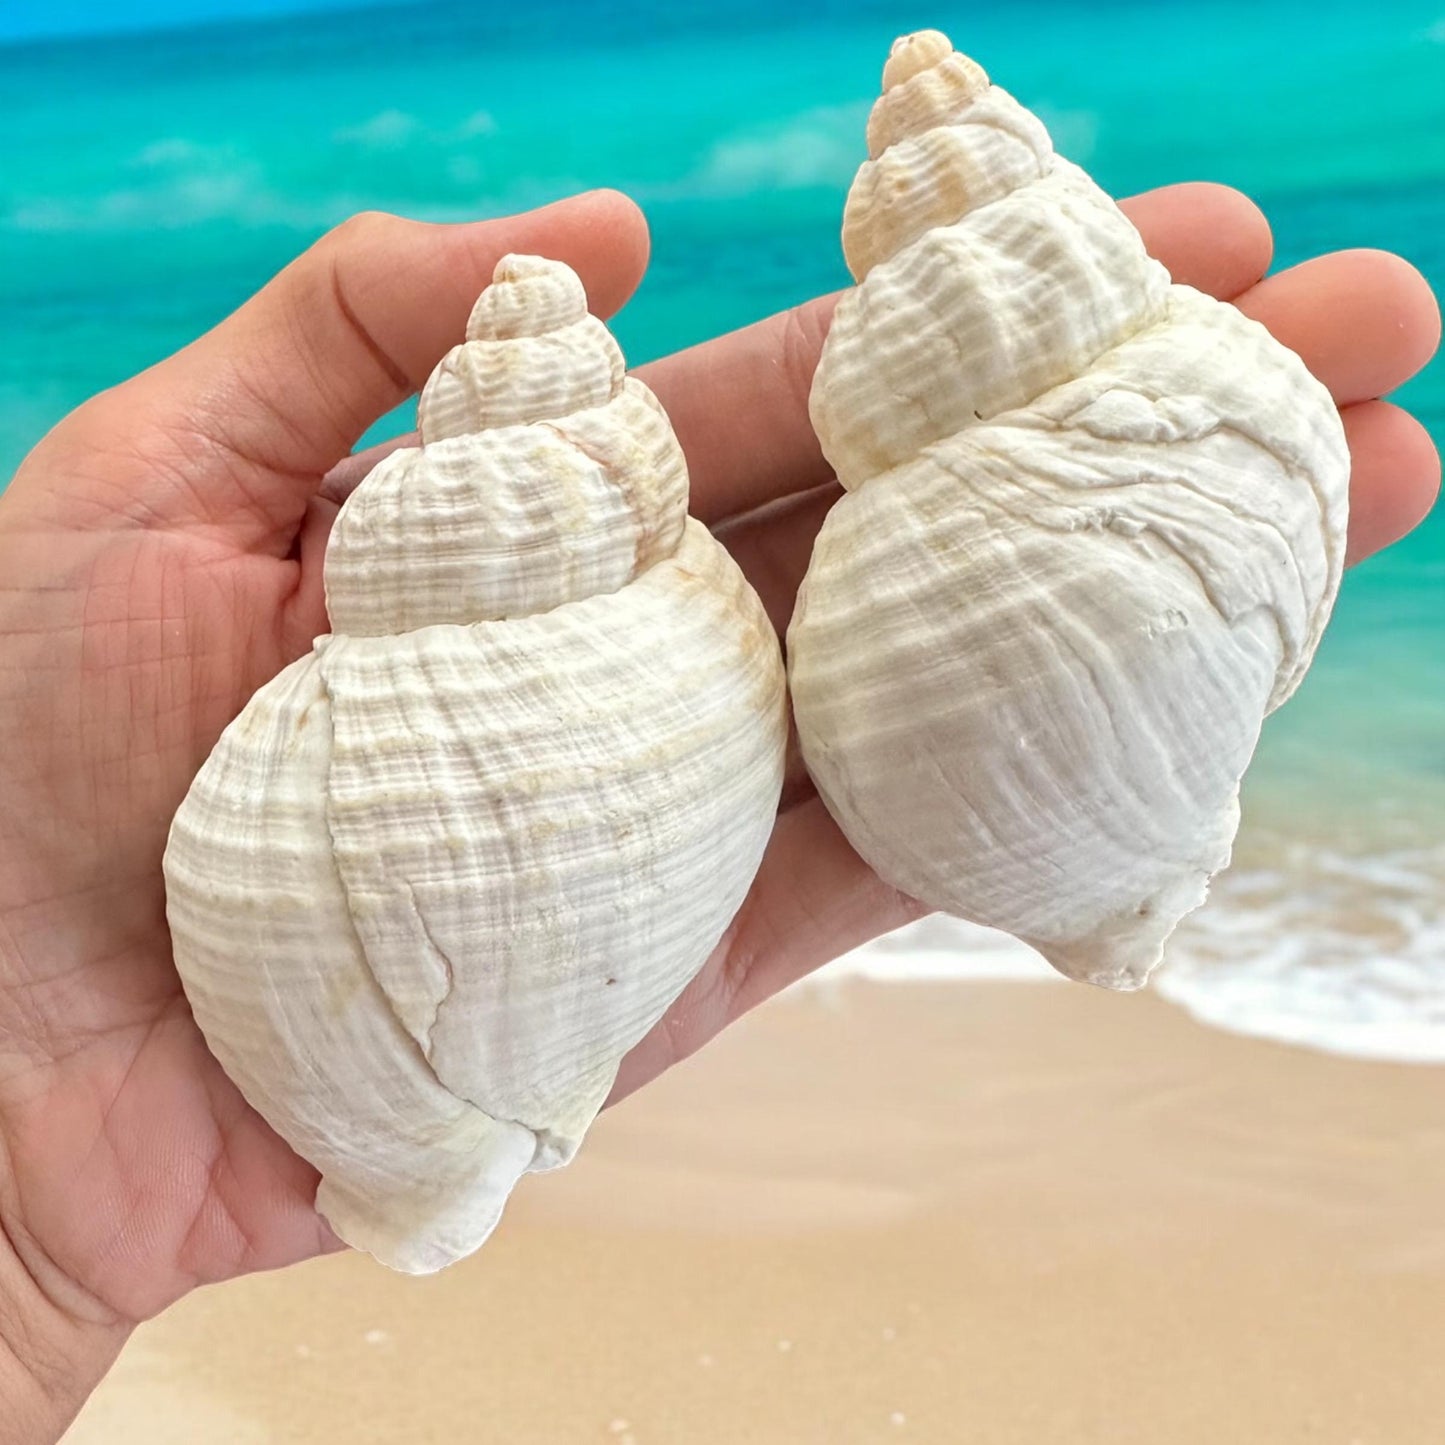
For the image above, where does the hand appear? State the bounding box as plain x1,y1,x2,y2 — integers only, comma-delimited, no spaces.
0,185,1437,1438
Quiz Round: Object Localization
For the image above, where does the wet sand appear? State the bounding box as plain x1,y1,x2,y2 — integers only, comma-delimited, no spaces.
66,980,1445,1443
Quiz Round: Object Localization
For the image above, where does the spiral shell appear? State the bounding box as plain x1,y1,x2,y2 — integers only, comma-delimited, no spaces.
788,33,1349,988
164,255,787,1272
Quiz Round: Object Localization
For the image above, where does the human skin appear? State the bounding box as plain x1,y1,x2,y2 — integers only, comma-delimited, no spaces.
0,186,1439,1442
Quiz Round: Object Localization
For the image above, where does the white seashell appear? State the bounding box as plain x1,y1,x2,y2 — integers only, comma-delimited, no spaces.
789,32,1350,990
163,254,787,1273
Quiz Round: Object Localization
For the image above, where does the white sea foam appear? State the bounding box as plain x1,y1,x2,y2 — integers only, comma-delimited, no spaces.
2,114,512,236
1026,104,1101,163
334,109,424,149
817,833,1445,1066
333,108,498,150
3,139,353,234
685,102,871,196
1157,842,1445,1064
818,915,1053,985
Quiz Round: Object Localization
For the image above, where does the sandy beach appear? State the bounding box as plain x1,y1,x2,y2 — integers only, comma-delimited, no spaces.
65,979,1445,1443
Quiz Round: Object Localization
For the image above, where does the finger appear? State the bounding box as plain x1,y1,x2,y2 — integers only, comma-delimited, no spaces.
318,432,415,506
287,492,341,650
642,182,1276,526
1117,182,1273,300
1340,400,1441,566
79,191,650,542
609,799,923,1103
1234,249,1441,405
636,292,838,525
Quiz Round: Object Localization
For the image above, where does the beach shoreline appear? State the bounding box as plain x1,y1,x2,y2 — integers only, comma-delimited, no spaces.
68,977,1445,1443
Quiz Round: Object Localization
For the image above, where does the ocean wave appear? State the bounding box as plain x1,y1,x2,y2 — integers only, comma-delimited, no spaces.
1157,840,1445,1064
818,914,1053,986
819,829,1445,1066
2,137,355,233
3,179,364,235
683,102,871,196
1,110,512,236
334,108,424,149
1,96,881,236
333,108,498,150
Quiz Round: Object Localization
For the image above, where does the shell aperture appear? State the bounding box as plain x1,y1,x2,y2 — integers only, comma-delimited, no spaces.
788,32,1350,989
163,255,788,1273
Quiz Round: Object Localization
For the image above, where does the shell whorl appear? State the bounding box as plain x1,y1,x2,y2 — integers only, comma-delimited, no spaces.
867,30,990,158
822,33,1170,491
815,30,1346,681
418,254,623,439
846,33,1047,281
325,255,689,637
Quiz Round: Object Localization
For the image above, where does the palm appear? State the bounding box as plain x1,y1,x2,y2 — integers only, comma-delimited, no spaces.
0,498,336,1324
0,189,1437,1336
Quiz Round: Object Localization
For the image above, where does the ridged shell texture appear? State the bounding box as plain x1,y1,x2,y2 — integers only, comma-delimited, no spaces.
164,255,787,1272
789,32,1350,988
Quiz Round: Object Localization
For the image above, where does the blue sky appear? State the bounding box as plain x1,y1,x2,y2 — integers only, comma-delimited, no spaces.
0,0,415,44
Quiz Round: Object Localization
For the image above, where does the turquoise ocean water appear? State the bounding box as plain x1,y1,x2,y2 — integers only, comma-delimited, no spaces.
2,0,1442,1057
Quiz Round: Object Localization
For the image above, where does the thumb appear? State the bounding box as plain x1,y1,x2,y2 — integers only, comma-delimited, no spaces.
70,190,650,544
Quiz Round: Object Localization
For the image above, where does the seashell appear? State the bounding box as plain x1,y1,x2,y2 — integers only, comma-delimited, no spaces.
788,32,1350,990
163,255,788,1273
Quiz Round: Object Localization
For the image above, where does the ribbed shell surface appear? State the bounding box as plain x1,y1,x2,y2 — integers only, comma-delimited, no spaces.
788,33,1349,988
164,255,787,1271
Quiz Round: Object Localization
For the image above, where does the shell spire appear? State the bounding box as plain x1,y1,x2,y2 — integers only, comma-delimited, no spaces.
844,32,1031,283
417,254,623,440
163,255,787,1272
866,29,989,157
789,33,1350,989
324,254,689,638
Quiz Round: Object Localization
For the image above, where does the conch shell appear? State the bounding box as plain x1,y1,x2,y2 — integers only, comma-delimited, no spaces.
164,255,787,1273
789,32,1350,988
